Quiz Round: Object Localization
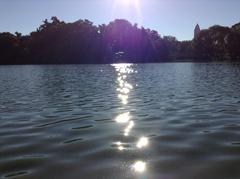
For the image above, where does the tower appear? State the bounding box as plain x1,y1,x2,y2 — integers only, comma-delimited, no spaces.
194,24,201,38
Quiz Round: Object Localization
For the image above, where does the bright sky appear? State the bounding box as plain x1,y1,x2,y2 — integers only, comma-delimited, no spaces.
0,0,239,40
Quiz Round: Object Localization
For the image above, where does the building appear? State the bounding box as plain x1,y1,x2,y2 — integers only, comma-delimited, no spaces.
194,24,201,38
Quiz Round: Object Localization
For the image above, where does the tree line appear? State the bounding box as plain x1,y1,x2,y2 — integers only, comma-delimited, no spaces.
0,17,239,64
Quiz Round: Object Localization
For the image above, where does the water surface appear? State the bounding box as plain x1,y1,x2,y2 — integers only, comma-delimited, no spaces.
1,63,240,179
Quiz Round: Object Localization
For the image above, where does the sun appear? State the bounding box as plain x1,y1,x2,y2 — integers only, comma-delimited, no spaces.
120,0,140,6
111,0,142,22
123,0,131,5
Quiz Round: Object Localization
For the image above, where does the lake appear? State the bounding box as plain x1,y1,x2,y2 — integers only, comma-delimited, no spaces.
0,63,240,179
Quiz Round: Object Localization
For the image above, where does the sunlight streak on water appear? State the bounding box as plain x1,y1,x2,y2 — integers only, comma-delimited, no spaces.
116,141,122,146
136,137,149,149
3,64,240,178
112,63,133,74
118,146,125,151
124,120,134,136
112,63,148,175
118,94,128,104
113,64,134,105
115,112,131,123
114,141,125,151
133,161,146,173
117,87,130,94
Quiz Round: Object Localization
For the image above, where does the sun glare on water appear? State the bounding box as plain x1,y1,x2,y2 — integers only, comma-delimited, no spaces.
133,161,146,172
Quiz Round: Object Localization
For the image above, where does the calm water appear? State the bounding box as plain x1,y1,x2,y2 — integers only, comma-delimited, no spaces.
0,63,240,179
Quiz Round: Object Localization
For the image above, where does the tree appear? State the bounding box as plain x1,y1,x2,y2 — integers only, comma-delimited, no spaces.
1,17,240,64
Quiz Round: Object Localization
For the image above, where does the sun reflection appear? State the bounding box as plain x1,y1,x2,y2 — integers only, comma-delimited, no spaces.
116,141,122,146
117,87,130,94
115,112,131,123
128,120,134,128
114,141,125,151
136,137,149,149
112,64,148,175
118,94,129,104
133,161,146,173
118,146,125,151
112,63,133,73
113,64,134,105
122,75,127,79
123,120,134,136
124,83,133,89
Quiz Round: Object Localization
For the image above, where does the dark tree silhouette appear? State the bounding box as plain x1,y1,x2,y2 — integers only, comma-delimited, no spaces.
0,17,240,64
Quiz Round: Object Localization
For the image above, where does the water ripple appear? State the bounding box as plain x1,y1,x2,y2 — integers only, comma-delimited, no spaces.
1,64,240,178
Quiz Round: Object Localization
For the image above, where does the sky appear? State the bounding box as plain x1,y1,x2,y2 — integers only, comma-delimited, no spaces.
0,0,239,41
